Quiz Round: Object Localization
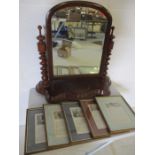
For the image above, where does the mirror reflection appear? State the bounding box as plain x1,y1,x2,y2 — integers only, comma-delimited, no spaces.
52,7,108,76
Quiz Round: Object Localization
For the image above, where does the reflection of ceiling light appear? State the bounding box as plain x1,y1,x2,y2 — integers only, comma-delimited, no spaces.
89,72,96,74
94,67,98,70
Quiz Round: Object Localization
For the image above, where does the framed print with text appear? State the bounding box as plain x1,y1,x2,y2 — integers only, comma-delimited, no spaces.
61,101,91,143
95,96,135,134
25,108,47,155
44,104,70,148
80,99,110,138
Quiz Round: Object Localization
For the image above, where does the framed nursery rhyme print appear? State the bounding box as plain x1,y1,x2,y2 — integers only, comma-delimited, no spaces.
25,108,47,155
95,96,135,134
61,101,91,143
44,104,69,148
80,99,109,138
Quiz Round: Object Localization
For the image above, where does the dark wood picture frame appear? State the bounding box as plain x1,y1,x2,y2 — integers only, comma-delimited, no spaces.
80,99,110,138
95,96,135,134
61,101,92,143
35,1,115,102
24,108,47,155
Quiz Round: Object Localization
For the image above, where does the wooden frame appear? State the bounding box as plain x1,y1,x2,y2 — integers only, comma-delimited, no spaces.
95,96,135,134
80,99,110,138
44,104,70,149
24,108,47,155
61,101,92,143
36,1,115,102
46,1,113,78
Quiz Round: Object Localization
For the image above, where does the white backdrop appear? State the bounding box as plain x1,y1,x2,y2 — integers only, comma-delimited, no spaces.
19,0,135,125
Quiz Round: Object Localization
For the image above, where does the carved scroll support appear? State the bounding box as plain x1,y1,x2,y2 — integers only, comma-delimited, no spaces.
36,25,49,94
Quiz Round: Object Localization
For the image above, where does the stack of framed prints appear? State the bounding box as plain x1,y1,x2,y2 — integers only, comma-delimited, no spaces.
24,96,135,154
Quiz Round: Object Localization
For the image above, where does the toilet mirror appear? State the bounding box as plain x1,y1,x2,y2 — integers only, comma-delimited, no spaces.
51,7,108,76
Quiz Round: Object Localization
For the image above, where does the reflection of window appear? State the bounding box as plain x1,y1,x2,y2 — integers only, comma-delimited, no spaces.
74,28,87,40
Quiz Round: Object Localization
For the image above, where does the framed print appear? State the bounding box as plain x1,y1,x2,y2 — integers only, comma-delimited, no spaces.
80,99,109,138
61,101,91,143
25,108,47,155
95,96,135,134
44,104,69,148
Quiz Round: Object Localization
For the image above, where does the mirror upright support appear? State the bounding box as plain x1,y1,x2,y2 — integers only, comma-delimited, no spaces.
36,25,49,94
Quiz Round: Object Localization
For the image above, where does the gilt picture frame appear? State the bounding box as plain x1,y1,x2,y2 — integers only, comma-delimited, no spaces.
80,99,110,138
44,104,70,149
95,96,135,134
61,101,91,143
24,108,47,155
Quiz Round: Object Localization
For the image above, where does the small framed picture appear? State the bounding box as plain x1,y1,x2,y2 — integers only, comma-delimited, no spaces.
44,104,70,148
80,99,110,138
61,101,91,143
95,96,135,134
24,108,47,155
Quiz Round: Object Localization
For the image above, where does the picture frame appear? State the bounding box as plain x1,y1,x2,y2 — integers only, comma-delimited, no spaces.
95,96,135,134
44,104,70,149
80,99,110,138
61,101,92,143
24,108,47,155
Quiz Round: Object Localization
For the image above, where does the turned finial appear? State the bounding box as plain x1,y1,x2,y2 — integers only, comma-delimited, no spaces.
38,25,42,36
110,26,115,39
111,26,114,33
37,25,45,41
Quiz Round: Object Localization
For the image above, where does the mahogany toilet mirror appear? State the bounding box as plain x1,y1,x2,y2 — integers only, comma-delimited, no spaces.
36,1,115,103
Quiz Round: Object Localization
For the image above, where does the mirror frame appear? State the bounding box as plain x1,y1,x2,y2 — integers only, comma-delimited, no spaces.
46,1,113,80
36,1,115,102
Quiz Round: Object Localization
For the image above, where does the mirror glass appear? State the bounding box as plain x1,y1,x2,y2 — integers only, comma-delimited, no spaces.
51,7,108,76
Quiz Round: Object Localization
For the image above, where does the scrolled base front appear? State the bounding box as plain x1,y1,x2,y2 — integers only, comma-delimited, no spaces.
43,76,111,103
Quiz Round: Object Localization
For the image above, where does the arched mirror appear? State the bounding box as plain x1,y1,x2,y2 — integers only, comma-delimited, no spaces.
52,7,108,76
36,1,115,102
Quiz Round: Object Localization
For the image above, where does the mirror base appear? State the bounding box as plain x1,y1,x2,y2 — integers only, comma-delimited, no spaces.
44,76,111,103
36,81,49,95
